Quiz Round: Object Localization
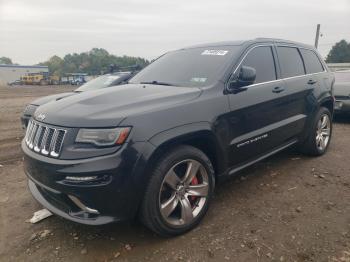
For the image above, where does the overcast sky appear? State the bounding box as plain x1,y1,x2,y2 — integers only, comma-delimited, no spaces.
0,0,349,65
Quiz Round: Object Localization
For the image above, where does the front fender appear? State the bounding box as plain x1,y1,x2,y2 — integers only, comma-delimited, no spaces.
145,121,227,176
148,121,212,147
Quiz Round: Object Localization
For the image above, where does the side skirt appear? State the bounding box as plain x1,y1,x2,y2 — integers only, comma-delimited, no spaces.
227,139,298,176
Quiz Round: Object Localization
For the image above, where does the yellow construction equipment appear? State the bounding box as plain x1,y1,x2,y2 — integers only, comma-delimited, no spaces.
20,72,60,85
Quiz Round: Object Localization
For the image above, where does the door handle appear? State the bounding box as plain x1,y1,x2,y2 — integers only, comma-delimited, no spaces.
272,86,285,93
307,79,317,85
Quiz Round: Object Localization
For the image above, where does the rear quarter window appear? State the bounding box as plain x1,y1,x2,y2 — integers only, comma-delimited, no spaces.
300,49,324,74
277,47,305,78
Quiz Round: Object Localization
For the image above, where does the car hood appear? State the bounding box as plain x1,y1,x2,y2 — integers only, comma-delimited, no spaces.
31,92,75,106
34,84,202,127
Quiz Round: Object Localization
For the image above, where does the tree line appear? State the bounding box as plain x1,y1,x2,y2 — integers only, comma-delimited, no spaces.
1,48,149,76
325,40,350,63
39,48,149,76
1,40,350,74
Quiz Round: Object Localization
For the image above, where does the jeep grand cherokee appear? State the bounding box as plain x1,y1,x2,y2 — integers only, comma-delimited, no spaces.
22,38,334,236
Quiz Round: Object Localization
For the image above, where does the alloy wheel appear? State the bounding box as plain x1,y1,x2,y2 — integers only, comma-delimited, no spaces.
159,159,209,227
316,114,331,151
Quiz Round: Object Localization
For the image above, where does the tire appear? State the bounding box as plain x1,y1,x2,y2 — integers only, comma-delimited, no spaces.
299,107,332,156
140,145,215,237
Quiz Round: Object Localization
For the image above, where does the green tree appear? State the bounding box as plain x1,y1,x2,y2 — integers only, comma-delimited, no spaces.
40,48,149,77
326,40,350,63
40,55,64,76
0,57,13,64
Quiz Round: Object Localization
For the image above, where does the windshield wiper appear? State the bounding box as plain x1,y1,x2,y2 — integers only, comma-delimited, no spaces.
140,81,175,86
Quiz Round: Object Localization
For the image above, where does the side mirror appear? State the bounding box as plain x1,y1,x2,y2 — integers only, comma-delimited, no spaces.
229,66,256,92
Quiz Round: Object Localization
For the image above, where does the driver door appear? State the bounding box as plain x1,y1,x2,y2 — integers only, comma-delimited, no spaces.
227,45,287,168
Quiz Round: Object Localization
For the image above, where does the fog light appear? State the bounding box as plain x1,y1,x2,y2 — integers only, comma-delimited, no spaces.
65,176,98,181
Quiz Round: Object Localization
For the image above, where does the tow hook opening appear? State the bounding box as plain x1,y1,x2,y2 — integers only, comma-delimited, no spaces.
68,195,100,215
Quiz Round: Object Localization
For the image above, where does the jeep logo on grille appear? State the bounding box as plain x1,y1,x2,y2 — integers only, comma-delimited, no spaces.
36,113,46,121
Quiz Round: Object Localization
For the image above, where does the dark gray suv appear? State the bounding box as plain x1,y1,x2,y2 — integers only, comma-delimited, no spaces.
22,38,334,236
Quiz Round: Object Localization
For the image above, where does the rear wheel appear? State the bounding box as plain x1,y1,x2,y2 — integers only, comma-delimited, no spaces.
300,107,332,156
140,145,215,236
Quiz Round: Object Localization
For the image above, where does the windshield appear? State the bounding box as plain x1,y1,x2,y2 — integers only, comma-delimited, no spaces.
335,71,350,82
75,74,125,92
129,46,241,87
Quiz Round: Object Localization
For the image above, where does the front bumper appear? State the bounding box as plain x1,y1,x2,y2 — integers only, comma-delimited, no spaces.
335,99,350,113
23,140,155,225
28,179,115,224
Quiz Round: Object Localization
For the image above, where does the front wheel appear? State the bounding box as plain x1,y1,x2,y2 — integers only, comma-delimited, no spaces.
140,145,215,236
300,107,332,156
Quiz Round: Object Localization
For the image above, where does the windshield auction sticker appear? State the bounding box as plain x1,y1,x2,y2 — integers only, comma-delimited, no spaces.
201,50,228,56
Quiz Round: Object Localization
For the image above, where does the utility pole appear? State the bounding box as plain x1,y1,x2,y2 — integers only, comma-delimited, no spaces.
314,24,321,49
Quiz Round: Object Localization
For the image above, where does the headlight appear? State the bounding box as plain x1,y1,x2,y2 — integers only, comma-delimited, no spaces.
76,127,131,146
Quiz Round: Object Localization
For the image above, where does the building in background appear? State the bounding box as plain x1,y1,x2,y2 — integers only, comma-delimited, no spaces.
0,64,49,85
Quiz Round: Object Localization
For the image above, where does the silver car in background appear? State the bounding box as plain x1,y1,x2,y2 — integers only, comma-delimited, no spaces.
334,70,350,114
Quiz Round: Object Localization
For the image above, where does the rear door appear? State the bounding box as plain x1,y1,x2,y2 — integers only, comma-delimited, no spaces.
299,47,330,99
227,45,288,167
299,47,335,126
275,46,313,141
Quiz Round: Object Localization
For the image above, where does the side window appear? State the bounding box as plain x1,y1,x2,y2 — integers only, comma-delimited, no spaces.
241,46,276,84
300,49,324,74
277,47,305,78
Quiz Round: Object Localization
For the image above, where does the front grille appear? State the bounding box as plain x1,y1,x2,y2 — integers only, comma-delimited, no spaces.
25,120,66,158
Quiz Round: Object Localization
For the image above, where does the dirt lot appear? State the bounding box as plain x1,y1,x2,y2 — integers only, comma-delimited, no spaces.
0,85,349,262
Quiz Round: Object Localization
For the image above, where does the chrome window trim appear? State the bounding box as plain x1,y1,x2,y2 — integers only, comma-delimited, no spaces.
226,43,328,92
226,44,277,90
239,71,327,89
276,44,327,73
231,44,275,75
240,78,283,88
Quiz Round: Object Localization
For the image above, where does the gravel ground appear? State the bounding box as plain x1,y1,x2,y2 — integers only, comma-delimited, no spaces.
0,85,349,262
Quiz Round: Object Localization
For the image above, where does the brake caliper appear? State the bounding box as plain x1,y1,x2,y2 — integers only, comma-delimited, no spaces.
189,176,199,203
